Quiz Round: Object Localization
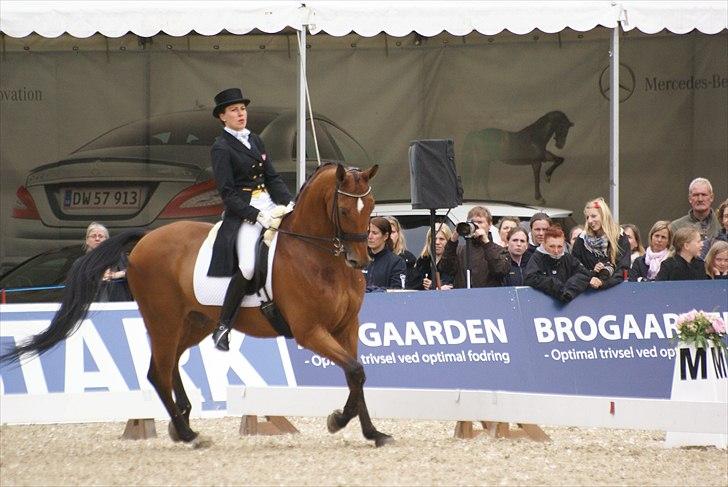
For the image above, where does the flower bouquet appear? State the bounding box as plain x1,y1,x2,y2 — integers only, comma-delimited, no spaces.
674,309,727,351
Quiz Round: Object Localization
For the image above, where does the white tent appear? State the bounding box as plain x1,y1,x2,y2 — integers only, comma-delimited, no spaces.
2,0,726,217
1,1,725,38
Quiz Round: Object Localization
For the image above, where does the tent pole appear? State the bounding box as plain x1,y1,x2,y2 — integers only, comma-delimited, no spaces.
297,25,307,191
609,24,619,220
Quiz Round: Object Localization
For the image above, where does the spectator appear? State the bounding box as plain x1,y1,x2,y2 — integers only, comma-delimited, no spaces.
710,199,728,246
656,227,709,281
502,227,532,287
385,216,419,289
524,225,592,302
571,197,631,289
621,223,645,264
364,216,407,292
528,212,552,253
497,217,520,248
704,241,728,279
670,177,720,259
630,220,672,282
414,224,454,290
82,222,132,302
568,225,584,253
441,206,510,289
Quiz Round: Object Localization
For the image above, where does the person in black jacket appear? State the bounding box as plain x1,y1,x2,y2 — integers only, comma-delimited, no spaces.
502,227,532,287
386,216,419,289
571,197,631,290
524,225,592,302
656,227,709,281
414,223,454,290
364,217,407,292
630,220,672,282
207,88,293,351
440,206,510,289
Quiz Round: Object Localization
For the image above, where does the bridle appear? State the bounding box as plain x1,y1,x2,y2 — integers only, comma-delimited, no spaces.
274,171,372,257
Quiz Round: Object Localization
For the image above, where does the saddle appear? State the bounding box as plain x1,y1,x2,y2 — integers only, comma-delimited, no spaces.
251,232,292,338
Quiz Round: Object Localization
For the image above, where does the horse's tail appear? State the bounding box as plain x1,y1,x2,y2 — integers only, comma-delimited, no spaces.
0,229,146,366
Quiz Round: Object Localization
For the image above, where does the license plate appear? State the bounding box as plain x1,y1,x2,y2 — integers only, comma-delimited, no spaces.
62,188,142,210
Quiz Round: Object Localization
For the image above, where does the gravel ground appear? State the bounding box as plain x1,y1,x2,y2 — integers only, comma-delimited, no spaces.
1,417,726,486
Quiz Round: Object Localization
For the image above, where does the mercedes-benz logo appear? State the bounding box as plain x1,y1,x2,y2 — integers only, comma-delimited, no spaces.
599,63,636,102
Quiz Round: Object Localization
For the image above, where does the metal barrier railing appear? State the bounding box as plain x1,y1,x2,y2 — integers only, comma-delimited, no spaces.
1,285,65,304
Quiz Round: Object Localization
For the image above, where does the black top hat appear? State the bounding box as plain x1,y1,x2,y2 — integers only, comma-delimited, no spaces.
212,88,251,118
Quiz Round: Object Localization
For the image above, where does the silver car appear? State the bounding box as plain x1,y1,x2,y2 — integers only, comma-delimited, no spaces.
10,108,370,257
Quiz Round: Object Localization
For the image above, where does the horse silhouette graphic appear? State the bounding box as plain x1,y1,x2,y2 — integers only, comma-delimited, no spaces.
461,111,574,204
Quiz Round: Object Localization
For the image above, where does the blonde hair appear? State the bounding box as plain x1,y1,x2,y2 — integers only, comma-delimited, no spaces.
671,226,700,256
584,197,621,264
705,241,728,278
467,206,492,225
648,220,673,248
385,216,408,255
420,224,453,259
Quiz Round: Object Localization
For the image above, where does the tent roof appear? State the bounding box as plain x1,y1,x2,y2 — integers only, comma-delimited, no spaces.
1,1,726,39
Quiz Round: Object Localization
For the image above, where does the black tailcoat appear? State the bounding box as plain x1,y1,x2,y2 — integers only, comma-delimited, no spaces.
207,130,292,277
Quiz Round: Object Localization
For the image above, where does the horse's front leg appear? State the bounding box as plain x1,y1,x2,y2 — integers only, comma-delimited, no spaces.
531,161,545,204
299,325,393,447
544,150,565,183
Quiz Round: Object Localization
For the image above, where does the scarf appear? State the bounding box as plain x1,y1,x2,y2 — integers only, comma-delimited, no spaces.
537,244,565,260
644,247,668,280
581,232,609,259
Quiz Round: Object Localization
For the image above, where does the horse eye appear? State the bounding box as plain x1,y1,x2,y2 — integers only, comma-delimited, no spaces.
340,208,349,216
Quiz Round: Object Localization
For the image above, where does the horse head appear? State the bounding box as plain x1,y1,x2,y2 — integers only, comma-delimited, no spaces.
552,111,574,149
331,163,379,269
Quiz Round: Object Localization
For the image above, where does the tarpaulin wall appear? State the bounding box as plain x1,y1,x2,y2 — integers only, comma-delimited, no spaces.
0,29,726,264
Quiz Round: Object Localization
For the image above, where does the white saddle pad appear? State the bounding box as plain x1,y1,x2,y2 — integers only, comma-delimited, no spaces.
192,221,279,307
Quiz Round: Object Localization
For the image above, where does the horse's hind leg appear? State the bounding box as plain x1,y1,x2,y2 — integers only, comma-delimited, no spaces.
143,319,202,445
166,361,192,442
299,326,392,447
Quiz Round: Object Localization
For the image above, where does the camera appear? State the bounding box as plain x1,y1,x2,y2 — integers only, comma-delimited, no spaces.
456,221,479,237
593,262,615,280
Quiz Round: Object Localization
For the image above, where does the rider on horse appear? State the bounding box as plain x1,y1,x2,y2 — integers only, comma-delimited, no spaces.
207,88,293,351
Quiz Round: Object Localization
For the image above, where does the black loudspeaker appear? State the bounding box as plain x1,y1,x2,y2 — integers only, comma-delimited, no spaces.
408,139,463,209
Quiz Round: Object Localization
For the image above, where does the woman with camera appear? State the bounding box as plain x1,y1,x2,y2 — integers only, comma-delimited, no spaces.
570,197,631,290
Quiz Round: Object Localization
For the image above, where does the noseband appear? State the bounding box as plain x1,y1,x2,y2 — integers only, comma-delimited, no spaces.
275,174,372,257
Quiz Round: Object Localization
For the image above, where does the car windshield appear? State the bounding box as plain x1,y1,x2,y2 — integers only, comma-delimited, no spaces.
75,110,279,152
0,247,83,289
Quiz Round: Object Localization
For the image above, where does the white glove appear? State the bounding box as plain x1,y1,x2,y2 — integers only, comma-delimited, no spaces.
285,201,295,213
256,210,273,228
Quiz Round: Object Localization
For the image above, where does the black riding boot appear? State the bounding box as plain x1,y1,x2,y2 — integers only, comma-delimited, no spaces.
212,269,249,351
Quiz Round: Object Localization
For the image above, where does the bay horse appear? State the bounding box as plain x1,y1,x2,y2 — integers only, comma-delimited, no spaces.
0,163,393,448
460,111,574,204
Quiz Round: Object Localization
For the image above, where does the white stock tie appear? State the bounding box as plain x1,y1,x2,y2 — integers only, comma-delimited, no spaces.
236,130,251,149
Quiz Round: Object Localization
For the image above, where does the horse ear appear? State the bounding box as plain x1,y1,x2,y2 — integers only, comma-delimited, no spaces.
365,164,379,181
336,163,346,183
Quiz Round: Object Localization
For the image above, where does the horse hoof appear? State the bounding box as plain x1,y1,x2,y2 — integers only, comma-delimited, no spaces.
190,435,213,449
375,434,395,448
168,421,181,442
327,410,344,433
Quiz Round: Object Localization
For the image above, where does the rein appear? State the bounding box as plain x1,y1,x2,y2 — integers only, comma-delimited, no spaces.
274,175,371,257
